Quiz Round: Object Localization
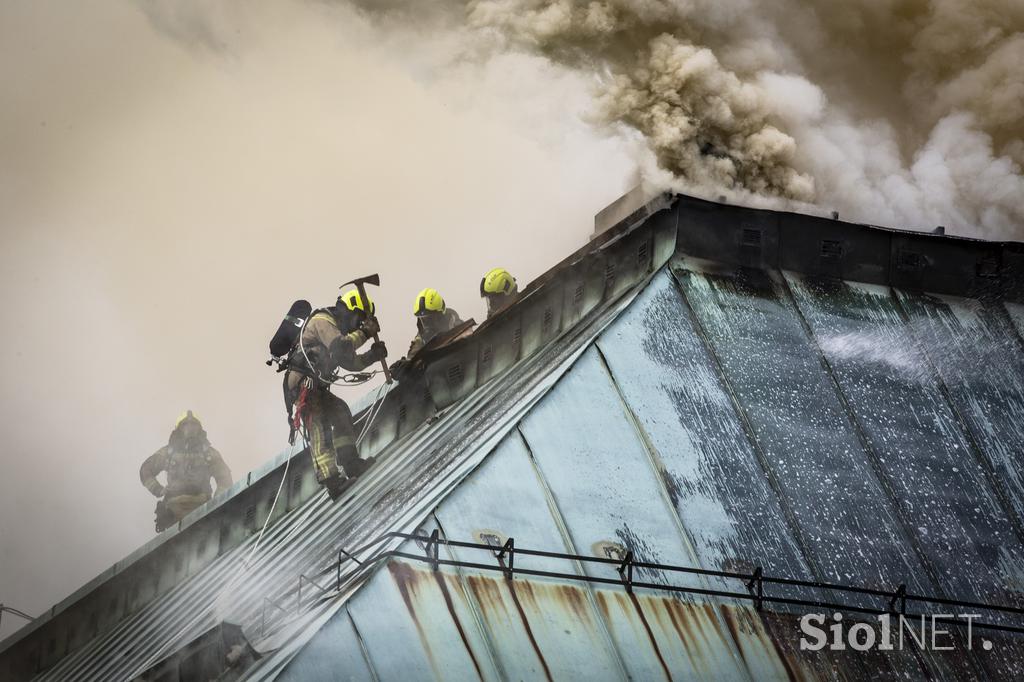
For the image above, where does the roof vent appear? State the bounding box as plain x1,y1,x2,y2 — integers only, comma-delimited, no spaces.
820,239,844,259
592,541,627,561
446,363,464,387
542,308,553,333
512,327,522,346
604,262,616,290
573,283,585,307
245,506,256,529
398,404,408,423
741,227,762,247
976,255,1000,279
480,345,493,367
637,240,650,266
474,529,507,548
897,249,926,271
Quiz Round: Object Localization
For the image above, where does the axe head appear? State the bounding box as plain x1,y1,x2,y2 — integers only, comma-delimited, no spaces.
339,273,380,290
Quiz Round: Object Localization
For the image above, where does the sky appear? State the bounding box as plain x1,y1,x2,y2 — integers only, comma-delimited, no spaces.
0,0,638,641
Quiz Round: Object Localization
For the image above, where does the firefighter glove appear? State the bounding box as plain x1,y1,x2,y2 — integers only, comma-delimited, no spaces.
360,316,381,337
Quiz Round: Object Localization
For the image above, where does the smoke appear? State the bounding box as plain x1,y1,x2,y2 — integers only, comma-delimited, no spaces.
331,0,1023,237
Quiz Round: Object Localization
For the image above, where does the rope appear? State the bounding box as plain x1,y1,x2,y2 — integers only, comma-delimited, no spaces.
335,370,379,386
356,383,388,446
296,310,381,388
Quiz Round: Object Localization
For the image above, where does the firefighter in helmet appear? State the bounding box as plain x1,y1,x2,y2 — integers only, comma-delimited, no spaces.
140,411,233,532
480,268,519,319
407,288,464,357
284,290,387,500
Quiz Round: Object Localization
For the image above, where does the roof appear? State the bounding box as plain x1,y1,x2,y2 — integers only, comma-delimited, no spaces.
3,193,1024,679
269,260,1024,680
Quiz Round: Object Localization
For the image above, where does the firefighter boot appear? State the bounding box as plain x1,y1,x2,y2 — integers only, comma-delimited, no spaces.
337,442,375,479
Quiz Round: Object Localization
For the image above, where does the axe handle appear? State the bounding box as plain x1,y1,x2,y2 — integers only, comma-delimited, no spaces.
354,281,393,384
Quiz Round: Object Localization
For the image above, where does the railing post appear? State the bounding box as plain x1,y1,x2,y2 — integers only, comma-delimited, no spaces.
890,584,906,616
618,551,635,594
746,567,763,611
497,538,515,580
427,528,440,571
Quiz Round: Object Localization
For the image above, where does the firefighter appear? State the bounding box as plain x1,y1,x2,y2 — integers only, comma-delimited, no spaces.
284,290,387,500
140,411,233,532
408,288,464,357
480,268,519,319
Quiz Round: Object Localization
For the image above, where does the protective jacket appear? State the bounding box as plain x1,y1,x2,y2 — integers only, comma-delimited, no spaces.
408,308,463,357
485,292,520,319
285,308,378,395
139,442,232,499
283,306,382,491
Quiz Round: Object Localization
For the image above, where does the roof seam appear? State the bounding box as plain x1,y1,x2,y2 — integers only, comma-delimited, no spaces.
888,291,1024,547
591,341,757,682
347,606,380,682
777,273,953,600
1002,303,1024,354
430,514,511,682
784,279,1007,681
514,426,632,682
665,263,829,584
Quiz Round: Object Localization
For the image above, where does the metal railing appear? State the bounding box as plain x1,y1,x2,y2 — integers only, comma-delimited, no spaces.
259,530,1024,638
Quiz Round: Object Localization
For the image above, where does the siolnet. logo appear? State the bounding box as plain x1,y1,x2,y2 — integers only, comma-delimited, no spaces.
799,612,993,652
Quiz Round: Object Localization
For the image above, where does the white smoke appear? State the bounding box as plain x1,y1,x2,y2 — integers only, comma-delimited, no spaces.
311,0,1024,238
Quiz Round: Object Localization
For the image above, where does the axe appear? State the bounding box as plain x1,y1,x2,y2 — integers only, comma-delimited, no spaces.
340,274,393,384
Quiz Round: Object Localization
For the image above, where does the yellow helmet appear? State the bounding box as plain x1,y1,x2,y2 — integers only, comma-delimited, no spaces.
414,288,446,316
339,289,375,315
480,268,517,297
175,410,201,428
